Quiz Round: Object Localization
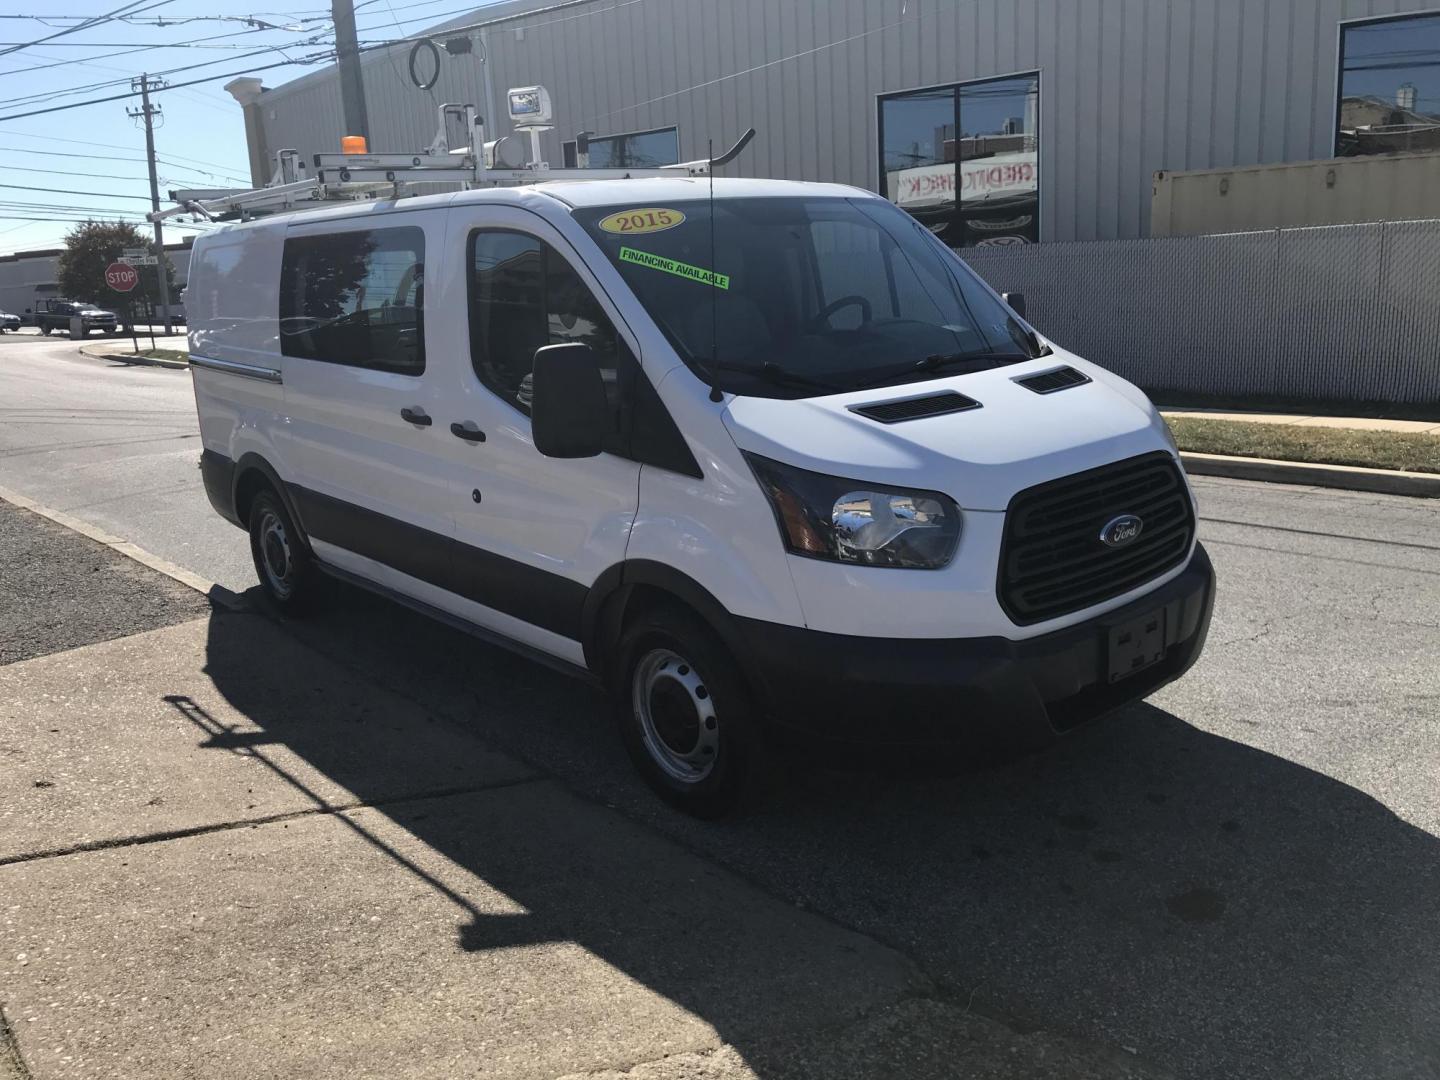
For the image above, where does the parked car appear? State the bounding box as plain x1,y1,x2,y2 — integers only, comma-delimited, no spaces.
33,298,119,336
0,310,20,332
185,178,1215,816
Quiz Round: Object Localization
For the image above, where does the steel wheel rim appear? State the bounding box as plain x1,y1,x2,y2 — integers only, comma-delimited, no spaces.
633,647,718,784
258,509,294,599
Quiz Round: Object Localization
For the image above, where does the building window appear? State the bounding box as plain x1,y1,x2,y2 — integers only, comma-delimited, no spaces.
279,226,425,374
1337,14,1440,157
879,73,1039,247
562,126,679,169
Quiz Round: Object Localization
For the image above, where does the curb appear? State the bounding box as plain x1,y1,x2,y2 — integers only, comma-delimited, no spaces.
1180,451,1440,498
0,483,246,610
77,343,189,369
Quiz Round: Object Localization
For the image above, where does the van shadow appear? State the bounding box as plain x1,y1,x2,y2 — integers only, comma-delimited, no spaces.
198,583,1440,1080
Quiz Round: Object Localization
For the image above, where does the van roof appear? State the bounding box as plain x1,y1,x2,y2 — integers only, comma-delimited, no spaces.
524,176,873,208
199,176,877,232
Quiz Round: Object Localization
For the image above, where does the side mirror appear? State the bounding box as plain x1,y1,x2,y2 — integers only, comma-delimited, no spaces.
530,342,608,458
1003,292,1027,319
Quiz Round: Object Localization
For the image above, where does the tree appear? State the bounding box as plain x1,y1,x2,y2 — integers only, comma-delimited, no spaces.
56,220,176,313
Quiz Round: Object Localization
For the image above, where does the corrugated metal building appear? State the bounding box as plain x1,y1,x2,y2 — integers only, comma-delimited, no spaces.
238,0,1440,245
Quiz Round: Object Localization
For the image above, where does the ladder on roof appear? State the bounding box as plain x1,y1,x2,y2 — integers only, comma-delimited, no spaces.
149,102,756,223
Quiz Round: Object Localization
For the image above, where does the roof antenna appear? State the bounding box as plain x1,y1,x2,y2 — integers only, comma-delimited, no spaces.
706,138,724,403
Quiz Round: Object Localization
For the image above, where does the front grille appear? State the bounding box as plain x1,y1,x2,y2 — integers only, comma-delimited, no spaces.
998,452,1194,625
850,391,981,424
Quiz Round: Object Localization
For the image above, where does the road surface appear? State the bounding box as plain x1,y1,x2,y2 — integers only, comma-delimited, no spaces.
1,331,1437,1079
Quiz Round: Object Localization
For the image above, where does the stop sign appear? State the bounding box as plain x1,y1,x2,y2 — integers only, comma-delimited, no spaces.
105,261,139,292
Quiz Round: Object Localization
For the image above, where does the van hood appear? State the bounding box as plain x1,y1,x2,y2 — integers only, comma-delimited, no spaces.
721,353,1174,511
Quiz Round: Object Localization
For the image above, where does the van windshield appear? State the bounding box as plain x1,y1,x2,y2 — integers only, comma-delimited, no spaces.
574,196,1042,399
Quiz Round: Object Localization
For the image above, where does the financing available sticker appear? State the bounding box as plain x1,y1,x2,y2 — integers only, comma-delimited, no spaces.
619,246,730,290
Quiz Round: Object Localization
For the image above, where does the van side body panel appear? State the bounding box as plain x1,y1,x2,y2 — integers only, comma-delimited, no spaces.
187,221,296,527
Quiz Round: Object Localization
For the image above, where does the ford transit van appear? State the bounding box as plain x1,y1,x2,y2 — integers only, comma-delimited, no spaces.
188,178,1214,816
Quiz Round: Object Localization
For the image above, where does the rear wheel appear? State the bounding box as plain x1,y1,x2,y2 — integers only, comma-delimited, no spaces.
615,606,767,818
247,489,320,615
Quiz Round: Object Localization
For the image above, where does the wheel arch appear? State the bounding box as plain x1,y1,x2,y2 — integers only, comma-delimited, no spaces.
232,452,310,550
582,561,764,696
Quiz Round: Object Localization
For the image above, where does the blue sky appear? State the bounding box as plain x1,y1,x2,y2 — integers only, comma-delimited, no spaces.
0,0,503,255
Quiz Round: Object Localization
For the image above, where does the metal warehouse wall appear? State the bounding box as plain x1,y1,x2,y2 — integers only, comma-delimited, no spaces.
962,220,1440,405
253,0,1440,243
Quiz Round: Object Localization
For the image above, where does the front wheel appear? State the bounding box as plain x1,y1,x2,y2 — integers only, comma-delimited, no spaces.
248,489,320,615
615,606,767,818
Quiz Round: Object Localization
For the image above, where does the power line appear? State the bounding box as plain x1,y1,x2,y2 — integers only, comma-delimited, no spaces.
0,52,327,124
0,181,154,201
0,163,155,182
0,0,175,59
0,19,307,80
0,41,319,111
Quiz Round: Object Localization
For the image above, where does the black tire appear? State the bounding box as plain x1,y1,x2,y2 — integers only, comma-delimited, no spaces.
614,605,768,818
247,488,320,615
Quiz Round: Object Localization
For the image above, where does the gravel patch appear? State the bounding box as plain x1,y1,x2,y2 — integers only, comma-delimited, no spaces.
0,500,210,666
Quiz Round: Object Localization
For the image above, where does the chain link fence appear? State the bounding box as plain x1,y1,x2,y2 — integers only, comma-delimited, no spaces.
962,220,1440,405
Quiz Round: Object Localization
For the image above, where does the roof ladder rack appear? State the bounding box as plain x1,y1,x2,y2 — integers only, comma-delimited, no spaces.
150,97,755,224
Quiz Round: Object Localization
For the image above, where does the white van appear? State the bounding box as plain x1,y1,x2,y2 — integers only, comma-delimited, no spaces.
187,177,1214,816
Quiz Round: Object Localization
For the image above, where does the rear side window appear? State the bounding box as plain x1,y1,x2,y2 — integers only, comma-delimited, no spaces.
280,226,425,375
467,230,621,416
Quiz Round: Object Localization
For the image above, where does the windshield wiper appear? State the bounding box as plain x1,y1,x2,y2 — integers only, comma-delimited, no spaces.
712,360,849,395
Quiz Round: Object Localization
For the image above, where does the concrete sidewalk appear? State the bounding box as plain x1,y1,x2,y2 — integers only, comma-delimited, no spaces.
0,613,1160,1080
1162,408,1440,434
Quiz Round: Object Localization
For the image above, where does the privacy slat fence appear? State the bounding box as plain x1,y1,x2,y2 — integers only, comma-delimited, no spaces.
962,220,1440,405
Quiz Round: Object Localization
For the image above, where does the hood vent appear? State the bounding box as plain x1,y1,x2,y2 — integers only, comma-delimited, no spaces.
850,391,982,424
1015,366,1092,395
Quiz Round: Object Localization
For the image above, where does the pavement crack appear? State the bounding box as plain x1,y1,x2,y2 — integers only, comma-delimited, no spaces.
0,775,544,869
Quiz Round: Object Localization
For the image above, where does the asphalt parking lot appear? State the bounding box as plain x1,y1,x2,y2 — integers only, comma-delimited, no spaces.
1,340,1437,1078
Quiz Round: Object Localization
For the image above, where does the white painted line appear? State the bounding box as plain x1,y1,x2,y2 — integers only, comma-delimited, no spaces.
0,483,246,610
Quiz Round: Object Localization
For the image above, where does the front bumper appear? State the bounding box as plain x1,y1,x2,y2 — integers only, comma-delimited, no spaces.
739,543,1215,753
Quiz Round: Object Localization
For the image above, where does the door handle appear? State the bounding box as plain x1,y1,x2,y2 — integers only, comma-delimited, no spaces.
450,421,486,443
400,406,433,426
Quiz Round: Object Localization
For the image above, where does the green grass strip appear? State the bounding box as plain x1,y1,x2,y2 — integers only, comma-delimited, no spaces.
1167,417,1440,474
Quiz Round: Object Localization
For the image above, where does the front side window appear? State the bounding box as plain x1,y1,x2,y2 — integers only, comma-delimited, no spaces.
467,230,622,419
880,73,1040,247
279,226,425,374
1338,14,1440,157
575,196,1042,400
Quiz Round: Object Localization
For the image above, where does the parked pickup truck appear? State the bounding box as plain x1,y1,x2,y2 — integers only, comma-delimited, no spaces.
33,298,119,336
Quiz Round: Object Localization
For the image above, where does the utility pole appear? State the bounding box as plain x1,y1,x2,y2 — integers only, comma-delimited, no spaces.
331,0,370,142
128,74,173,336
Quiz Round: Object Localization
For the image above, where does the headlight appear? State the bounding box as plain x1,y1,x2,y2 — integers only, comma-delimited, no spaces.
744,453,961,569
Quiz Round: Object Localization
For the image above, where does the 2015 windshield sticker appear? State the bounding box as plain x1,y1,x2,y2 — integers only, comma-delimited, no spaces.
618,246,730,290
598,208,686,235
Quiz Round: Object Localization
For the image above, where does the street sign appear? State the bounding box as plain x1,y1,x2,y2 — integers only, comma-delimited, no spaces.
122,247,148,259
105,262,140,293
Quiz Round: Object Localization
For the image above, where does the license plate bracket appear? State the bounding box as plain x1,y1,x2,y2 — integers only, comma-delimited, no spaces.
1106,607,1168,683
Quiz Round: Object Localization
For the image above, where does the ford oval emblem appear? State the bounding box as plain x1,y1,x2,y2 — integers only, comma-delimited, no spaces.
1100,514,1144,548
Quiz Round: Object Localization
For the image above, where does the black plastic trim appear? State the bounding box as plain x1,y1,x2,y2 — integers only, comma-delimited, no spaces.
738,544,1214,751
1014,365,1092,395
289,485,588,641
850,391,982,424
315,560,597,684
199,449,238,526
